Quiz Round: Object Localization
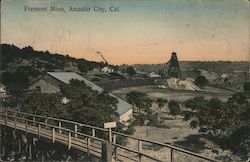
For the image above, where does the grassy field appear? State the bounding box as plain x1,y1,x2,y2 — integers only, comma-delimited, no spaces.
112,85,233,102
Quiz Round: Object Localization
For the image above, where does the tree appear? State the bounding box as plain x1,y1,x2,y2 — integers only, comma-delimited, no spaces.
156,98,167,109
126,91,151,115
1,44,103,87
194,75,209,88
184,96,207,110
185,97,225,132
21,79,119,127
146,112,160,126
218,93,250,159
113,65,119,72
21,93,68,119
223,126,250,159
243,82,250,92
183,96,207,122
126,91,152,125
195,98,224,133
126,66,136,76
60,79,118,127
185,93,250,159
168,100,181,117
2,71,29,91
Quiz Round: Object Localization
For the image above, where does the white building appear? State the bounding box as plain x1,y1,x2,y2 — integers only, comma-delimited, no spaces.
221,73,228,79
101,66,114,73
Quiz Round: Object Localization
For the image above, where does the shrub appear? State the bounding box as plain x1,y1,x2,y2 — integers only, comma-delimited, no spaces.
156,98,168,109
168,100,181,116
126,66,136,76
243,82,250,92
194,75,209,88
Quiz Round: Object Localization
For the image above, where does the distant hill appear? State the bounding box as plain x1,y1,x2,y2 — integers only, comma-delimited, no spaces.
0,44,103,90
133,61,250,74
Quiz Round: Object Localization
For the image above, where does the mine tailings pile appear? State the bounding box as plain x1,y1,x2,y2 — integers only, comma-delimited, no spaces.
159,52,201,91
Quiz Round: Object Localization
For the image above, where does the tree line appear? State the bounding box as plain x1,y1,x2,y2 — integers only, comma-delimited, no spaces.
184,93,250,160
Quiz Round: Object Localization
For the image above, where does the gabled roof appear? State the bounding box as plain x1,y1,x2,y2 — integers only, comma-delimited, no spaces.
47,72,132,115
48,72,103,92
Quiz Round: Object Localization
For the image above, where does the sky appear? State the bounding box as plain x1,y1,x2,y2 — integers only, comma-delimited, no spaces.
1,0,250,65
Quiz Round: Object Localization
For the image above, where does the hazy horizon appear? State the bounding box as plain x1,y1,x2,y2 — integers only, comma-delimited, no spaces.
3,43,250,66
1,0,250,64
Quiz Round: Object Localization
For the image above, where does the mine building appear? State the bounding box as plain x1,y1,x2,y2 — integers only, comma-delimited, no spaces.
29,72,133,123
101,66,114,73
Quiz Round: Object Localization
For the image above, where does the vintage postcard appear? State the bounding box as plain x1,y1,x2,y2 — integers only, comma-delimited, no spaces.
0,0,249,161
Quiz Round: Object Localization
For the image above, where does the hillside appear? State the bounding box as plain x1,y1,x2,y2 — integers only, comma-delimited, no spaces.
0,44,103,90
133,61,250,74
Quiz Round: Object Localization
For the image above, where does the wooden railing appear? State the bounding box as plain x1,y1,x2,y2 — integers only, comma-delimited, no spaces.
0,108,220,162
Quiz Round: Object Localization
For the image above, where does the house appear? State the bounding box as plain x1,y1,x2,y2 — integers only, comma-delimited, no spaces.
101,66,114,73
220,73,228,79
61,97,70,104
29,72,133,122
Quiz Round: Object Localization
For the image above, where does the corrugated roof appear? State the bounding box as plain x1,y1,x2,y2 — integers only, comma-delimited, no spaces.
48,72,103,92
47,72,132,115
108,93,133,115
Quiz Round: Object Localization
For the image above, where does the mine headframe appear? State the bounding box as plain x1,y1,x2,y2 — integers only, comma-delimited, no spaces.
160,52,181,79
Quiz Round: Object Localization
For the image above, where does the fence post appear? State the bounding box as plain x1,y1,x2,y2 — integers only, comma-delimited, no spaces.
52,128,55,143
138,153,142,162
18,139,21,154
109,128,112,142
114,146,118,161
138,140,142,151
4,111,7,126
14,113,16,129
28,143,32,160
87,137,91,156
58,122,62,134
113,134,116,144
33,116,35,126
25,121,28,133
170,148,174,162
92,128,95,137
38,124,41,137
101,142,112,162
74,124,78,138
44,118,48,129
68,132,71,150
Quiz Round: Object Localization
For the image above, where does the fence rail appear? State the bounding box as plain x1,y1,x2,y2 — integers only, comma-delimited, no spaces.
0,108,219,162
